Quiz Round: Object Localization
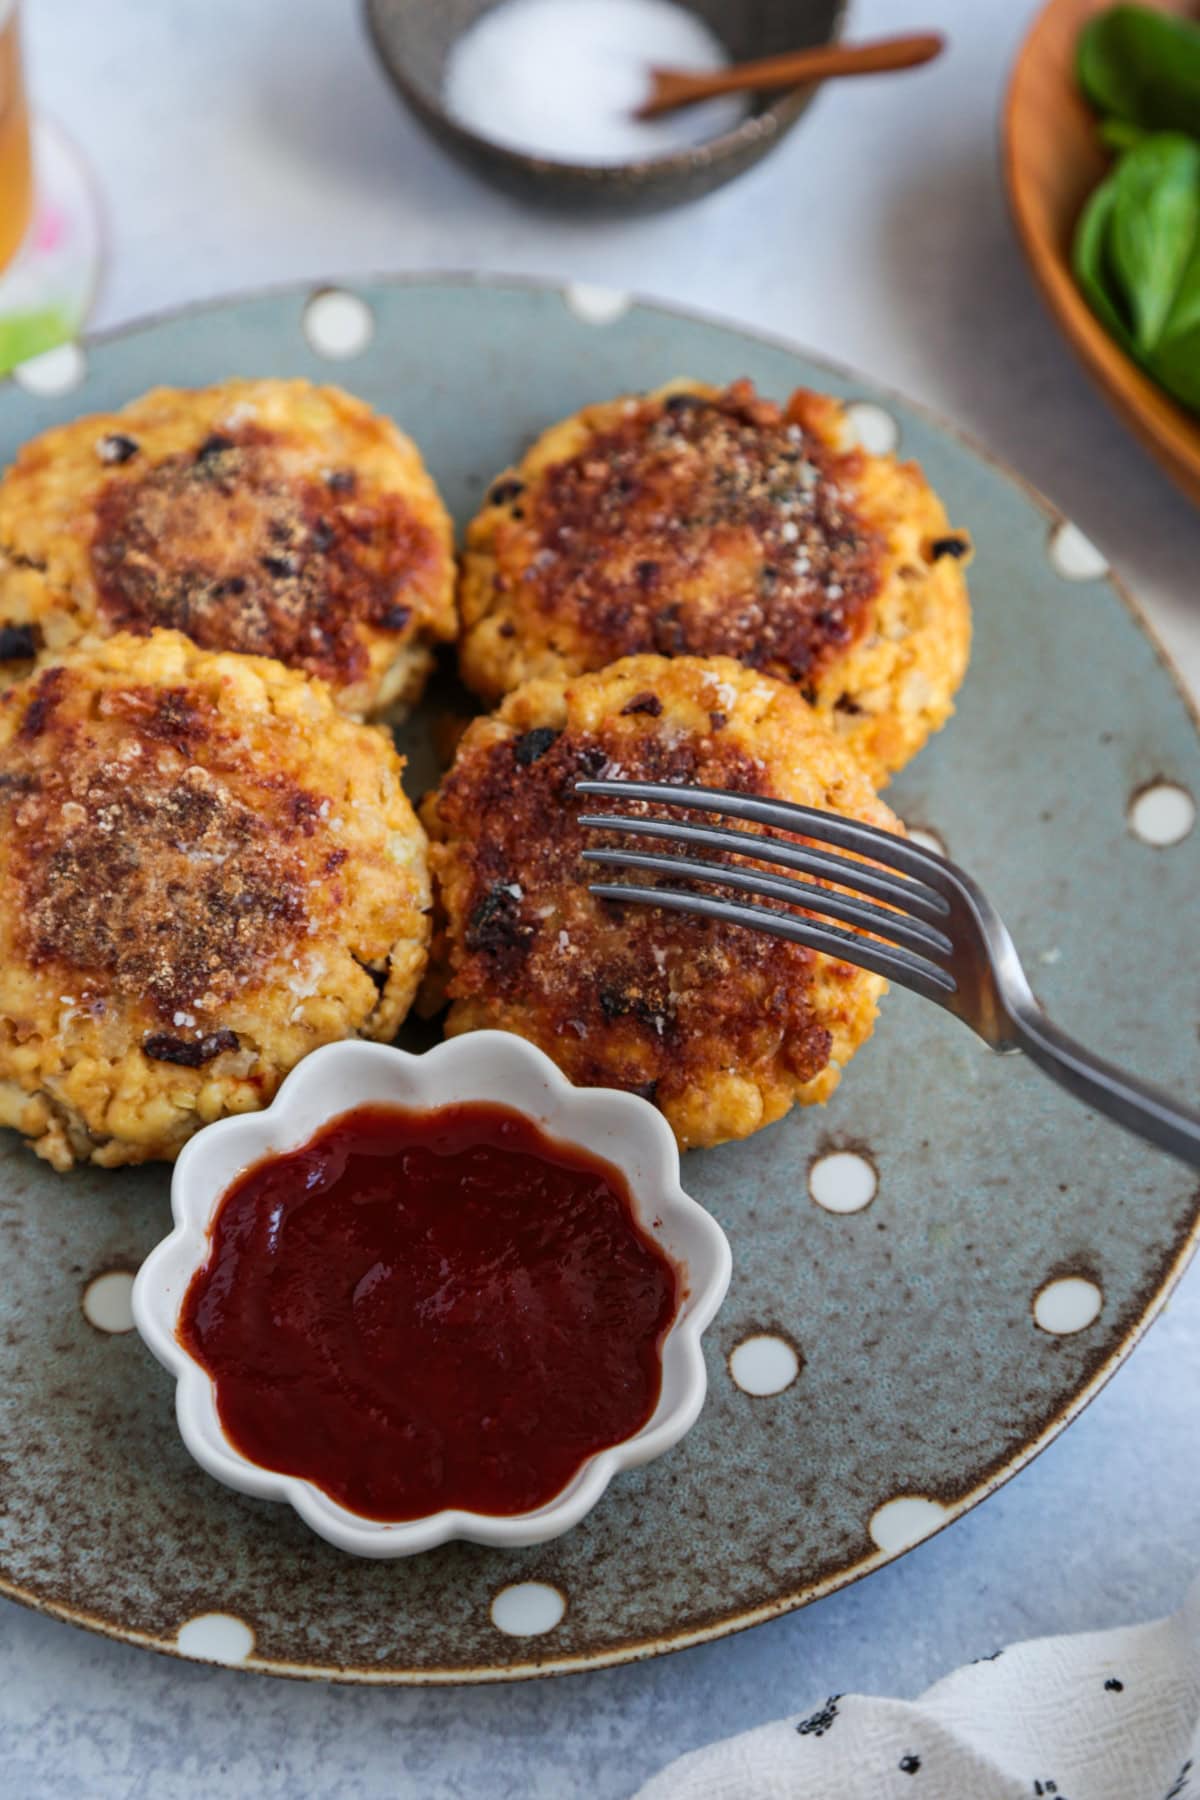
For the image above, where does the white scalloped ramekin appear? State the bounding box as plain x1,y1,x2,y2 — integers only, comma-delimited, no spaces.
132,1032,731,1558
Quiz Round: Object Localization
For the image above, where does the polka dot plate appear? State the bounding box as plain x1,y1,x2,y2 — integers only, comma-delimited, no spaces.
3,277,1198,1681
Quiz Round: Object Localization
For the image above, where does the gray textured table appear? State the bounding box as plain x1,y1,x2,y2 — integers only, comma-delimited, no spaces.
4,0,1199,1793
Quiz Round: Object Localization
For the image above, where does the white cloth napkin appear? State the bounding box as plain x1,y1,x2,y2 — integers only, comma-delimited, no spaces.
635,1578,1200,1800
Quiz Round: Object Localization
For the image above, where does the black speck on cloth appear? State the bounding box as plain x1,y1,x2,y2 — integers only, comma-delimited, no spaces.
630,1577,1200,1798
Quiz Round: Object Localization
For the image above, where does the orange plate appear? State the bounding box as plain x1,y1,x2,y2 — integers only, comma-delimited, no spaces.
1004,0,1200,507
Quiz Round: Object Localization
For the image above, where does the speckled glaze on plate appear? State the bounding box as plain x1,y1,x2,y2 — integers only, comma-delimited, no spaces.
3,277,1199,1684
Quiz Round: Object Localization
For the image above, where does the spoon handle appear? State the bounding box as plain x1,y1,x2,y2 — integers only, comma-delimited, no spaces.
637,32,945,119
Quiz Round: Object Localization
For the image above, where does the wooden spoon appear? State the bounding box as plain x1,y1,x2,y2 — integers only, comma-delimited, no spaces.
635,31,945,120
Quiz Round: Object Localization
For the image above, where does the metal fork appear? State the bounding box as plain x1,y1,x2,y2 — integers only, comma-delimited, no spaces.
576,779,1200,1169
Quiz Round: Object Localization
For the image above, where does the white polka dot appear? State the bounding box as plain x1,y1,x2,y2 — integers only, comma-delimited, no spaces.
302,289,374,360
13,341,87,396
1034,1276,1102,1335
490,1581,566,1637
1049,520,1109,581
841,402,899,456
907,826,946,857
564,283,631,325
82,1270,135,1334
175,1612,255,1664
809,1151,877,1215
1128,782,1195,848
729,1334,800,1396
869,1495,949,1554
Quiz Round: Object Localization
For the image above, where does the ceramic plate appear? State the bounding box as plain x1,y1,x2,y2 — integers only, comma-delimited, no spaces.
3,278,1198,1683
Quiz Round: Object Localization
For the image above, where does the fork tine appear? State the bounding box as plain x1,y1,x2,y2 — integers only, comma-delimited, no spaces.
589,882,957,1000
576,810,949,924
575,779,954,892
582,847,953,959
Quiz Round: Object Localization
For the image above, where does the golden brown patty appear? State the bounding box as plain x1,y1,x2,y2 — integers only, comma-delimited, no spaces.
0,379,456,718
459,380,972,784
0,631,431,1168
423,655,897,1150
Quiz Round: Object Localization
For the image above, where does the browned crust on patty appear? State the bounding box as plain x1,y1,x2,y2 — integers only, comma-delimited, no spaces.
0,630,432,1167
459,380,972,784
89,425,440,688
0,380,457,719
9,668,313,1024
423,655,896,1150
485,380,881,680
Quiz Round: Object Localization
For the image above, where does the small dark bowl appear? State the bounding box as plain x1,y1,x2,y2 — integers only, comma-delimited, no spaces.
364,0,846,216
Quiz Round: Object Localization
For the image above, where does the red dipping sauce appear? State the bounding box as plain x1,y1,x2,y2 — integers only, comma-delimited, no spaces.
179,1103,680,1521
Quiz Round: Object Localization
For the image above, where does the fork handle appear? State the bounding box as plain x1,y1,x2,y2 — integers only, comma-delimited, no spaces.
1011,1002,1200,1169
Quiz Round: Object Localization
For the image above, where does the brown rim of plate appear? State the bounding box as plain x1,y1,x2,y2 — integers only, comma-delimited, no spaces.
1,274,1197,1684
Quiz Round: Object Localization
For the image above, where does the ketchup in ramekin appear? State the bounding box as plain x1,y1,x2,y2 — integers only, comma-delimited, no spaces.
178,1102,680,1521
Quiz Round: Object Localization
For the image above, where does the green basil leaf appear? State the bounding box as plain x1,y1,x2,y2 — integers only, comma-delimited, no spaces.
1072,171,1137,354
1109,134,1200,352
1151,236,1200,411
1099,118,1148,153
1163,232,1200,340
1146,325,1200,412
1078,5,1200,133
